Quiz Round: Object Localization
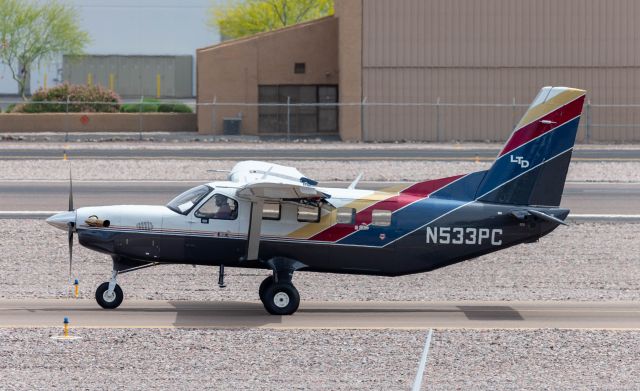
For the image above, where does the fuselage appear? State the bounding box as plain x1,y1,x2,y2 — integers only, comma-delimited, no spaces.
53,179,568,277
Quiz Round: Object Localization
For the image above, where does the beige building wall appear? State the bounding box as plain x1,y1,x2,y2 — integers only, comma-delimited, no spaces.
335,0,363,141
0,113,196,133
197,17,339,135
360,0,640,142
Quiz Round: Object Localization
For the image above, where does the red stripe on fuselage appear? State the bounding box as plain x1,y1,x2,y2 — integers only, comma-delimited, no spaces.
500,95,585,157
309,175,463,242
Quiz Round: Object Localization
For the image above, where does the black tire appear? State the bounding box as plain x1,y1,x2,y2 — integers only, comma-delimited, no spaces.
95,282,124,309
262,283,300,315
258,276,275,302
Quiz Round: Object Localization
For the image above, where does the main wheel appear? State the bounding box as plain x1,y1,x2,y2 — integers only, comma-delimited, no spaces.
258,276,274,302
262,283,300,315
95,282,124,309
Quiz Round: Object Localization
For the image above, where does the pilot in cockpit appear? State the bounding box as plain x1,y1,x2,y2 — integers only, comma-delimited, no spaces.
213,194,232,219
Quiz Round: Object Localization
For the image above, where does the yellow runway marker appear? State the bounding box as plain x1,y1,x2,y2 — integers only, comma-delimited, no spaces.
50,317,81,340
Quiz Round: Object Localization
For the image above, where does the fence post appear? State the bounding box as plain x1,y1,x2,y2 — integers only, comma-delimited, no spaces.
211,96,217,133
138,96,144,140
361,97,367,141
585,100,592,144
287,96,291,142
436,97,441,142
65,96,70,142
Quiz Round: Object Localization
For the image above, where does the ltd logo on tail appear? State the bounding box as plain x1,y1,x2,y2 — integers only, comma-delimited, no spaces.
510,155,530,168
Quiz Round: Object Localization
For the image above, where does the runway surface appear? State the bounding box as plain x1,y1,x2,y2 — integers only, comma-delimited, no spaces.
0,180,638,217
2,299,640,330
1,147,639,161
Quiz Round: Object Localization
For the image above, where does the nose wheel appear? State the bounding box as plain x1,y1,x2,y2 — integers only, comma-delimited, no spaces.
95,282,124,309
95,270,123,309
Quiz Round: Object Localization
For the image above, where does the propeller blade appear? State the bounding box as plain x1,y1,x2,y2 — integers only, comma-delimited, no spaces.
67,223,73,281
68,166,74,212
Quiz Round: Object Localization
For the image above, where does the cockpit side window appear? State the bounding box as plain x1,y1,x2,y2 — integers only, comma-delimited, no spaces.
195,194,239,220
166,185,211,215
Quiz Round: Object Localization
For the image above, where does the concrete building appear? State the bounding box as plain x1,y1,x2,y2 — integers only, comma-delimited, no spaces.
197,0,640,142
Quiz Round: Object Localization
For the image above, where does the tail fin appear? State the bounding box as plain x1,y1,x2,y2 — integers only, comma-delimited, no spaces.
476,86,586,207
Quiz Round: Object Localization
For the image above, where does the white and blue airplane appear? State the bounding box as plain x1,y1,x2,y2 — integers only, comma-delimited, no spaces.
47,86,586,315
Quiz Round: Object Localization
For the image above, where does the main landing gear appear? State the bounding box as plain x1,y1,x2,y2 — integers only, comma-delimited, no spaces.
258,257,306,316
259,276,300,315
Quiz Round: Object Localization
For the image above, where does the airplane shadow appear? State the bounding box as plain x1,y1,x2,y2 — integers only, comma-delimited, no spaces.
300,305,524,321
168,301,283,328
456,306,524,321
31,302,524,326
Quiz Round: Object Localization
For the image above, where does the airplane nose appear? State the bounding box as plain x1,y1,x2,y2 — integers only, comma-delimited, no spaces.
46,211,76,231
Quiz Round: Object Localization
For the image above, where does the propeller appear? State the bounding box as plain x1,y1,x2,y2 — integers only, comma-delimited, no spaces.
67,166,75,282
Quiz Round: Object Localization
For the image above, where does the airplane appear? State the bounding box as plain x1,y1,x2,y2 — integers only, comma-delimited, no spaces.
47,86,586,315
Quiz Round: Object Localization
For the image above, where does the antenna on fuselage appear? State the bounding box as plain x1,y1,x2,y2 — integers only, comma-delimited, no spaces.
348,173,364,190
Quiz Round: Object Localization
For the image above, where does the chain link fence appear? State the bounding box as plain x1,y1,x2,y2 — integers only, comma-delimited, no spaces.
2,98,640,143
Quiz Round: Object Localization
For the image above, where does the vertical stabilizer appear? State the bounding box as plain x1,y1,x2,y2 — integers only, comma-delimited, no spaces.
476,87,586,206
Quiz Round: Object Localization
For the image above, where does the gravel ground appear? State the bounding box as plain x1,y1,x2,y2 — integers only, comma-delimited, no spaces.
1,159,638,182
1,328,639,390
2,140,505,150
1,140,639,150
0,328,423,390
1,221,638,302
424,329,640,391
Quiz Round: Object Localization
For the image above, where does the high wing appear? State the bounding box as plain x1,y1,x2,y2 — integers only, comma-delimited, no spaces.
236,181,330,202
229,161,333,262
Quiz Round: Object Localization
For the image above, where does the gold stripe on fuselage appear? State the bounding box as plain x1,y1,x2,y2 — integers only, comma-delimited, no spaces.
287,183,412,239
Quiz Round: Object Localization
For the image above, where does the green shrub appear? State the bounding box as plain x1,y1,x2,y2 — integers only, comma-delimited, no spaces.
16,83,121,113
120,99,193,113
158,103,193,113
4,103,17,113
120,98,160,113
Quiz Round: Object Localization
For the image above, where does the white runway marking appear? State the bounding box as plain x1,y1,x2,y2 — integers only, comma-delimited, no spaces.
412,329,434,391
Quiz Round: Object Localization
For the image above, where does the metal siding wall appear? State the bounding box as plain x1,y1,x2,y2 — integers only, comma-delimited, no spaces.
62,55,193,98
174,56,193,98
364,0,640,68
363,67,640,142
361,0,640,142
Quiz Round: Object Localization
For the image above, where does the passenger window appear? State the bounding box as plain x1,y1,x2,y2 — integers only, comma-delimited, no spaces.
297,205,320,223
262,203,281,220
195,194,238,220
371,209,392,227
336,207,356,224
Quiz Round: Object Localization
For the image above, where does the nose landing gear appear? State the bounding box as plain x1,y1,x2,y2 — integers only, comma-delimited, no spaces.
96,270,123,309
94,257,159,310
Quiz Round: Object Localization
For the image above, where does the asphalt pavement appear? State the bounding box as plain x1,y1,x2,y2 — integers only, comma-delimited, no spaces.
2,299,639,330
0,180,637,218
1,147,640,161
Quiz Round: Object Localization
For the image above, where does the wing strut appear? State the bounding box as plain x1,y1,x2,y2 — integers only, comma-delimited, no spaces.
246,200,264,261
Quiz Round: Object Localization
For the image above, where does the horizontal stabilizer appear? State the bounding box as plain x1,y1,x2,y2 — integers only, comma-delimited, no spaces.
510,209,568,226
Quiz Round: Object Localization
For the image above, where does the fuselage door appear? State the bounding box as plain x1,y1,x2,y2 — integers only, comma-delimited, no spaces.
185,193,242,263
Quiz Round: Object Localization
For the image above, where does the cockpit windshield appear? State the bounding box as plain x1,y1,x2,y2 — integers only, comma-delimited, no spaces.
166,185,212,215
